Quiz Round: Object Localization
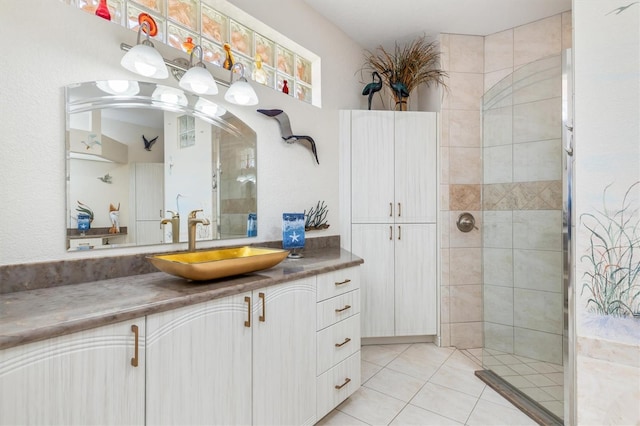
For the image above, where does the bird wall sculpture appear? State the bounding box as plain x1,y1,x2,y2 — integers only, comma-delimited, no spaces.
362,71,382,110
143,135,158,151
257,109,319,165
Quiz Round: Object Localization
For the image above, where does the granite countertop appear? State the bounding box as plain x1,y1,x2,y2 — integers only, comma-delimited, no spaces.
0,247,363,351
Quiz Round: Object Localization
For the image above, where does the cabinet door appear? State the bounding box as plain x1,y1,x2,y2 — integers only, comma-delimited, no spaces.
146,294,252,426
394,112,438,223
135,220,165,245
351,111,395,223
352,223,395,338
252,278,316,426
395,223,437,335
0,319,145,425
134,163,164,221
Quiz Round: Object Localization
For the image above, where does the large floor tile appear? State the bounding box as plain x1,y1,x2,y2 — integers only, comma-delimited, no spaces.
337,387,406,426
429,364,487,398
479,385,520,409
364,367,427,402
316,409,369,426
410,382,478,423
391,404,463,425
385,343,453,380
466,398,538,426
361,360,384,384
361,344,408,366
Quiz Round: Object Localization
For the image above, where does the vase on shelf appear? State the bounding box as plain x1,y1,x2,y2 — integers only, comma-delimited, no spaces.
95,0,111,21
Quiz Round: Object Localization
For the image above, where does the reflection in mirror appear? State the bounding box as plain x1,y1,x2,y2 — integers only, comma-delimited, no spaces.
66,81,257,251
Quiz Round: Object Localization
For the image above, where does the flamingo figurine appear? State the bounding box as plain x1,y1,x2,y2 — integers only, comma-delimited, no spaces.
362,71,382,110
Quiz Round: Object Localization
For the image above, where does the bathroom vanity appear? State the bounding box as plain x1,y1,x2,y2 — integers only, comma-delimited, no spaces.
0,247,362,425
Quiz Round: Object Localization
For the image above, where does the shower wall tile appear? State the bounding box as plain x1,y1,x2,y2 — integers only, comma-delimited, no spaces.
514,327,563,364
449,34,484,73
513,210,562,251
483,75,513,110
449,211,482,248
450,285,483,322
483,145,513,184
449,147,481,184
513,249,563,293
441,184,450,211
483,211,513,248
451,322,483,349
513,139,562,182
445,72,484,110
440,146,450,184
485,29,513,73
449,247,482,285
514,15,562,67
441,248,450,285
561,11,572,50
483,182,562,211
482,106,512,147
441,284,451,323
440,323,451,347
484,68,512,94
449,184,481,210
484,284,514,325
513,97,562,143
513,56,562,105
514,288,564,334
440,213,450,249
484,322,514,353
483,248,513,286
439,33,450,71
440,109,450,146
450,109,481,147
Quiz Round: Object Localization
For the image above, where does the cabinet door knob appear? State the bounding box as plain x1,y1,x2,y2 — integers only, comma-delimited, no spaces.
244,296,251,327
335,305,351,313
259,292,266,322
335,378,351,390
335,337,351,347
334,279,351,286
131,324,139,367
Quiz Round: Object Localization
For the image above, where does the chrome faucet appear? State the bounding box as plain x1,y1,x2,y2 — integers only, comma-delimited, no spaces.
187,209,210,252
160,210,180,243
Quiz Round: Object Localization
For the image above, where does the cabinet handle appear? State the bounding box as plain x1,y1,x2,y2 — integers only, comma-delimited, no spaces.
159,209,163,218
244,296,251,327
259,292,266,322
389,226,393,240
335,279,351,286
398,225,401,240
398,202,401,217
335,337,351,347
131,325,139,367
335,305,351,313
335,378,351,390
389,202,393,217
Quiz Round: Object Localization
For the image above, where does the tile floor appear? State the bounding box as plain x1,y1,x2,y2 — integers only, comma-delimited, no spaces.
317,343,539,426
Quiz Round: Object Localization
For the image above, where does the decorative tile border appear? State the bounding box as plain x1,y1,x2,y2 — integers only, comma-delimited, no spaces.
483,180,562,211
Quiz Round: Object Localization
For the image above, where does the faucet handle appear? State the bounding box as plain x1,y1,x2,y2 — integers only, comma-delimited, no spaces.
189,209,203,219
167,210,179,218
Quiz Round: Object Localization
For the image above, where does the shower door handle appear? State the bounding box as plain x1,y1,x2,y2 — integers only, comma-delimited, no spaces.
564,123,574,156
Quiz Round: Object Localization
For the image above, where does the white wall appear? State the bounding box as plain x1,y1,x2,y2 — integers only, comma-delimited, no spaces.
0,0,365,265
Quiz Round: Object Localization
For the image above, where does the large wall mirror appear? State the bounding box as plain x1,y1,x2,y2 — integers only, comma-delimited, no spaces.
66,80,257,251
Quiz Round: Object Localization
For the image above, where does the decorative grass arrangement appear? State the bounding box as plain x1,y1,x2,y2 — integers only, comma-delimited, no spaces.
362,36,447,111
581,181,640,318
304,201,329,231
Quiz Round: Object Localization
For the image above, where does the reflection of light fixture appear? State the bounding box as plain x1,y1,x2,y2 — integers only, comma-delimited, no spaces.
120,22,169,79
195,97,226,117
179,45,218,95
96,80,140,96
152,86,188,106
225,63,259,106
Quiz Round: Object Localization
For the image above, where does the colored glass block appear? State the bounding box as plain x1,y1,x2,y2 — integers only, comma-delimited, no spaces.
168,0,198,31
230,20,252,56
254,33,274,67
201,4,227,43
276,45,293,76
167,22,199,52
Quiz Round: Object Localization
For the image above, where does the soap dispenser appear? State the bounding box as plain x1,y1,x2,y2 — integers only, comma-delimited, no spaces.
160,210,181,243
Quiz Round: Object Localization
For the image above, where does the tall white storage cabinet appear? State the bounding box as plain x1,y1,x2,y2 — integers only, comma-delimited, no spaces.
130,162,164,245
340,110,438,338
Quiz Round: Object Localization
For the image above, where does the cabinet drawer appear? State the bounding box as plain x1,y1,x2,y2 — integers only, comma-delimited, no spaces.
317,289,360,331
316,351,361,421
317,314,360,375
317,267,360,302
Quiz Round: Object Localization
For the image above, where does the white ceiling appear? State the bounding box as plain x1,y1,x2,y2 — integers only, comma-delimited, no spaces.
302,0,571,49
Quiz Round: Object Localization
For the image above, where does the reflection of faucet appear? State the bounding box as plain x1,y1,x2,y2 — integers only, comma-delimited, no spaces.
188,209,210,252
160,210,180,243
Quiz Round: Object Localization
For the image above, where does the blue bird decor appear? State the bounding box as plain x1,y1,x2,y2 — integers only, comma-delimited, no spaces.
257,109,319,165
362,71,382,110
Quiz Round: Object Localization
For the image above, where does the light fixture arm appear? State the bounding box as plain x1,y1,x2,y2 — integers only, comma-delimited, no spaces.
188,45,206,68
229,62,248,83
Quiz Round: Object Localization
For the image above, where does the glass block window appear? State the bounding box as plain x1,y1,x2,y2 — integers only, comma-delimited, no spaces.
67,0,318,105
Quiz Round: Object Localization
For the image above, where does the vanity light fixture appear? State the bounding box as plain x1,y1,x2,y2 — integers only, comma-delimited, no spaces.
195,97,226,117
151,86,188,107
179,45,219,95
120,21,169,79
224,63,259,106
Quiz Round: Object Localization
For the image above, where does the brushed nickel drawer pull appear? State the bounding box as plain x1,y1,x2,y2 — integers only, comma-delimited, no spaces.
335,337,351,347
389,226,393,240
335,378,351,390
131,325,139,367
398,225,401,240
389,202,393,217
244,296,251,327
334,279,351,286
398,202,401,217
335,305,351,313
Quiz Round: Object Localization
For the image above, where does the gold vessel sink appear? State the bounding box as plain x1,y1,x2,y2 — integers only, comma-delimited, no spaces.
147,246,289,281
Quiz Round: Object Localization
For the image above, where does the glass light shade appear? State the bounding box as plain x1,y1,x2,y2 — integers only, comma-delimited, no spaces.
195,97,226,117
224,80,258,106
179,66,219,95
96,80,140,96
151,86,188,107
121,44,169,79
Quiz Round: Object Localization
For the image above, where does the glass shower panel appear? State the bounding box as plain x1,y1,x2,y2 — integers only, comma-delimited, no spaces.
481,55,564,421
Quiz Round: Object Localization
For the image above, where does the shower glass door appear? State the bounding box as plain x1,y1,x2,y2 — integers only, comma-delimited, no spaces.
481,53,565,420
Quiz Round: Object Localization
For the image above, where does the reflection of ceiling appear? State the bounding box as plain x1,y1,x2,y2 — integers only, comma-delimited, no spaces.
101,107,164,130
302,0,571,49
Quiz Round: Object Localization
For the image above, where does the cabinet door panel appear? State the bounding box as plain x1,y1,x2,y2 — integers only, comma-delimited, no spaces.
0,320,145,425
351,111,395,223
352,224,395,337
146,294,252,426
395,224,437,335
253,278,316,426
394,112,437,223
134,163,164,220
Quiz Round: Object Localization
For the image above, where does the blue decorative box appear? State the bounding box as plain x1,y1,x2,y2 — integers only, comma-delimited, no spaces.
282,213,305,255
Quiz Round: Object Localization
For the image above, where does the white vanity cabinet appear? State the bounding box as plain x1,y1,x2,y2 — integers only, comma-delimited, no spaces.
0,318,145,425
341,110,438,338
130,162,164,245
